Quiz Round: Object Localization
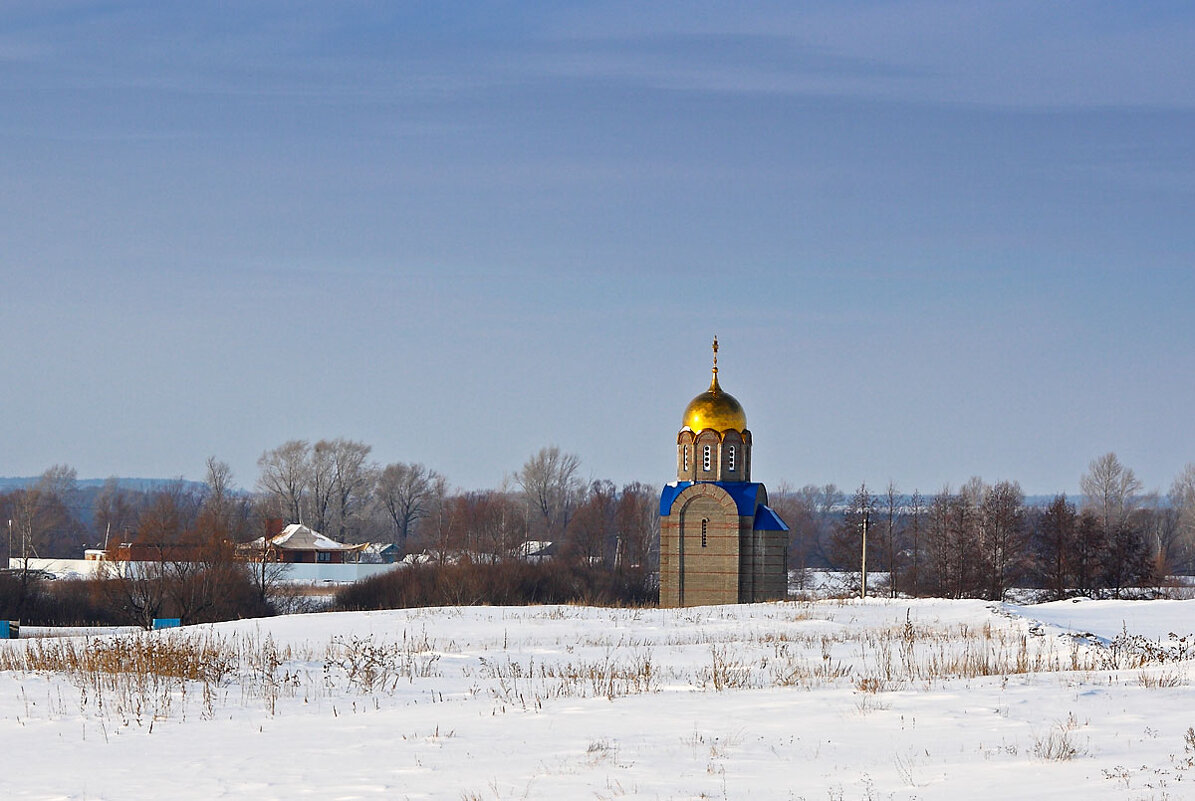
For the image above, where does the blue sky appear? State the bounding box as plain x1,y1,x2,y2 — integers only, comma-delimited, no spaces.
2,1,1192,496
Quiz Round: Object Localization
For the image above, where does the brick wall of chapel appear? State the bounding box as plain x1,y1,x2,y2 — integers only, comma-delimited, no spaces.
659,484,743,607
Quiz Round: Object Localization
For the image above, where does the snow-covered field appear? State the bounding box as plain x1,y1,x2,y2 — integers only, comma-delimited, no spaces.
3,598,1195,800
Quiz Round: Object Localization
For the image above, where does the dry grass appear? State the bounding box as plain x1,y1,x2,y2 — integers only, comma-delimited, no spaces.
0,631,240,683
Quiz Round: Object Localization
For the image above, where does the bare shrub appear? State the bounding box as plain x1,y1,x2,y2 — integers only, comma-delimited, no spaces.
0,575,124,626
334,559,655,610
322,631,441,692
699,645,755,691
1033,714,1086,761
1137,667,1186,688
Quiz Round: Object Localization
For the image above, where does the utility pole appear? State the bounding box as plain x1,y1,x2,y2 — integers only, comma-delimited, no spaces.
860,509,870,599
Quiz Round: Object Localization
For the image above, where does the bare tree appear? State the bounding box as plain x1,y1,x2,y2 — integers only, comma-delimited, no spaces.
321,438,375,541
1078,453,1153,596
1071,511,1106,598
1137,492,1182,579
257,440,310,523
3,486,49,617
133,481,202,553
307,440,336,534
614,482,657,570
1080,452,1144,534
97,483,196,628
375,462,439,549
516,446,582,543
8,487,46,566
921,483,986,599
877,482,903,598
1102,516,1153,598
93,477,140,548
197,458,255,551
568,481,616,565
829,484,875,594
98,560,166,630
244,497,289,606
201,458,237,535
161,535,242,625
903,490,925,595
1168,463,1195,573
1034,495,1077,600
257,438,376,539
978,480,1027,600
112,481,255,625
795,484,844,569
454,490,526,561
924,488,956,597
205,457,233,508
5,465,82,575
417,474,458,563
38,464,79,502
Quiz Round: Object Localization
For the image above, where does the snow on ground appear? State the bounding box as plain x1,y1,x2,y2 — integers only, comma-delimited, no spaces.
1009,597,1195,643
3,599,1195,800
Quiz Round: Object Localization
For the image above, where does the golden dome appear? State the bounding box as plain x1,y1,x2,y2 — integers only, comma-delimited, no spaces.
681,338,747,433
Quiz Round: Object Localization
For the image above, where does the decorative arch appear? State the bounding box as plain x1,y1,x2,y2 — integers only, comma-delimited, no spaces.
668,483,742,607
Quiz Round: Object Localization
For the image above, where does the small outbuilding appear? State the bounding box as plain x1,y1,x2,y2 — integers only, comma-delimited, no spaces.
357,542,401,564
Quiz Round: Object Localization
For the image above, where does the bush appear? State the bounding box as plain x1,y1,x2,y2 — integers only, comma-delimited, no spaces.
0,566,276,628
0,573,125,626
334,559,656,611
95,563,275,627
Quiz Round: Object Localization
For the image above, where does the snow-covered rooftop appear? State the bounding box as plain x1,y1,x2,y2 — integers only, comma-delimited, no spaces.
262,523,363,551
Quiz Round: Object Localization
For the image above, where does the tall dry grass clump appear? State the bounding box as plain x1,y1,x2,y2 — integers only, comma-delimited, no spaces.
1,631,238,683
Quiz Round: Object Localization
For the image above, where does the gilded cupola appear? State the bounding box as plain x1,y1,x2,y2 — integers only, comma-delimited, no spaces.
676,338,752,483
681,337,747,434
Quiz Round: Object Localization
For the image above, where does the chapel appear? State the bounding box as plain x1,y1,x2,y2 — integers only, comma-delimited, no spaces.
658,339,789,606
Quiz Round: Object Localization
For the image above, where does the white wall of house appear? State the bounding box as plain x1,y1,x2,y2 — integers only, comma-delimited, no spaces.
8,558,401,584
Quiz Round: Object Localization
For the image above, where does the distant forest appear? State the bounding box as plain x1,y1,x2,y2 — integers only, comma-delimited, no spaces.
3,444,1195,607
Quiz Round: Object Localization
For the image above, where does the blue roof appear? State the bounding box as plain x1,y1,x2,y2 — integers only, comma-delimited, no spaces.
659,482,762,517
753,505,789,532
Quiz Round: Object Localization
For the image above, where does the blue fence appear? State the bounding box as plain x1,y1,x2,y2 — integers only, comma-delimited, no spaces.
152,618,181,630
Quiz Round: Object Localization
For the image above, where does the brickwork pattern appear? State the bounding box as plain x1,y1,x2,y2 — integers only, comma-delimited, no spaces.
660,483,741,607
675,429,753,483
660,481,787,607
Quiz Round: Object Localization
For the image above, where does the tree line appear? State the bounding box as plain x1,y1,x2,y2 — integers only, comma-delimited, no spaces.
254,440,658,569
3,445,1194,625
0,443,658,566
778,453,1195,600
0,444,660,623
